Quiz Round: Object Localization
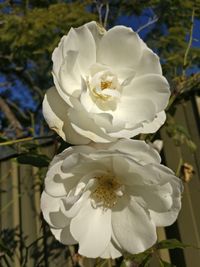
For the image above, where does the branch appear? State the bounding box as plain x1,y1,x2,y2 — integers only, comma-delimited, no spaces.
137,16,158,33
183,8,195,73
0,96,23,137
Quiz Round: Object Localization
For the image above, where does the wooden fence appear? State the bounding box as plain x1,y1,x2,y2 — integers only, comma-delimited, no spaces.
0,95,200,267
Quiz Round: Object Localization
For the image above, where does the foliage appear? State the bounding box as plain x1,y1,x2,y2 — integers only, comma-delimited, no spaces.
0,0,96,134
164,114,197,152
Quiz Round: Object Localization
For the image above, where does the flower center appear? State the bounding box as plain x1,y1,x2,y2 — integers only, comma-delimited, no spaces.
101,80,112,90
88,70,121,101
91,173,122,209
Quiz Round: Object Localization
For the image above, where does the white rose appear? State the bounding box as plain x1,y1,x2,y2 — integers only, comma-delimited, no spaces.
41,139,182,258
43,21,170,144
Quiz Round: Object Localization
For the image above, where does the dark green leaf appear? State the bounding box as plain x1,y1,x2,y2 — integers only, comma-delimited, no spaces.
17,153,50,167
0,240,13,257
141,254,153,267
157,239,190,250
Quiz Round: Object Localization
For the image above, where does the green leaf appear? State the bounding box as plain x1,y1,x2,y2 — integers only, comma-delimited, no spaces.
141,254,153,267
157,239,190,250
159,259,176,267
120,261,127,267
17,153,50,167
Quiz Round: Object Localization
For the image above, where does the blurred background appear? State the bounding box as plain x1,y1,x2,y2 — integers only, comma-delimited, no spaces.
0,0,200,266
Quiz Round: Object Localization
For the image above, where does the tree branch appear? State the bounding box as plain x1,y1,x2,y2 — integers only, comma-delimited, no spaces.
0,96,23,137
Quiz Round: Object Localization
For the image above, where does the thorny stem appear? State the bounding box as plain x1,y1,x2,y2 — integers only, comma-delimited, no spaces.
183,8,195,75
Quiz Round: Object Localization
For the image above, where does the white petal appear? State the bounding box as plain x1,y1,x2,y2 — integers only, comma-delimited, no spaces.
51,225,77,245
112,196,157,254
147,165,183,226
150,197,182,226
45,149,85,197
136,48,162,77
112,157,158,186
69,25,96,75
100,240,122,259
140,111,166,133
108,139,161,164
45,171,81,198
52,72,72,106
70,199,112,258
152,139,164,153
130,183,173,212
42,87,90,144
58,51,81,95
85,21,105,49
80,86,102,114
122,74,170,112
61,152,82,173
53,25,96,77
68,108,116,143
98,26,142,69
61,190,91,218
114,97,156,124
41,191,69,228
52,35,65,77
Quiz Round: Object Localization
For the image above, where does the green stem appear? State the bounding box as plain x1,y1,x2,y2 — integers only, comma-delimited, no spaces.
176,148,183,177
0,135,54,146
183,8,195,75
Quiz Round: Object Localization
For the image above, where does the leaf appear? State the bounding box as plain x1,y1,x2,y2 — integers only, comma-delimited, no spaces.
159,259,176,267
157,239,190,250
0,239,13,257
141,254,153,267
120,261,127,267
124,250,153,267
165,116,197,152
17,153,50,167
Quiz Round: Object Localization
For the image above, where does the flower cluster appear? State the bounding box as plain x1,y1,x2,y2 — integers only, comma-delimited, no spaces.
41,21,182,259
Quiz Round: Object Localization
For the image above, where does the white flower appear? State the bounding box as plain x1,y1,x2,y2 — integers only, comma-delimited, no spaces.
41,139,182,258
43,22,170,144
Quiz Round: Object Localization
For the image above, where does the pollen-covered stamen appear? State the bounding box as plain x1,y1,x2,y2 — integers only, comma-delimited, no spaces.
91,174,122,209
101,80,113,90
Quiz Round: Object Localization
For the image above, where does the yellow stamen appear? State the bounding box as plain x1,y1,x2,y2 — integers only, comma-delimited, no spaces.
91,174,121,209
101,81,112,90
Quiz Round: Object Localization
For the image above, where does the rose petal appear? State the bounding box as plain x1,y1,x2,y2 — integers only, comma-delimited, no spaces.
68,108,116,143
70,198,112,258
41,191,69,228
140,111,166,134
98,26,142,69
130,183,173,212
136,48,162,77
51,225,77,245
112,196,156,254
122,74,170,112
114,97,156,124
42,87,90,144
150,197,182,226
